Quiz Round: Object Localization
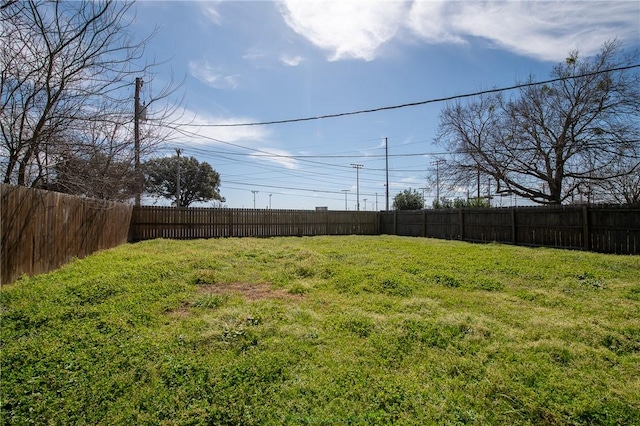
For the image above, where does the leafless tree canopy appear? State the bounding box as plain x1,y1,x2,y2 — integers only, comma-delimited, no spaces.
435,41,640,205
1,0,180,201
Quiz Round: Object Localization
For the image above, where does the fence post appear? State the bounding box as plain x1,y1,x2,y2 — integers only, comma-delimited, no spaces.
420,210,424,237
582,205,590,251
393,211,397,235
459,209,464,241
511,208,517,245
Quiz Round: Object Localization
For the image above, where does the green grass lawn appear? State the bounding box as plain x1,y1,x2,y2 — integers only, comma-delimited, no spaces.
2,236,639,425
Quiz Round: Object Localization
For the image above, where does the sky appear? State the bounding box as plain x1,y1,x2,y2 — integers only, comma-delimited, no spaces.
130,0,640,210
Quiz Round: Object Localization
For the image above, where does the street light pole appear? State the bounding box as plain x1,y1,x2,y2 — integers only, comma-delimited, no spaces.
251,190,259,209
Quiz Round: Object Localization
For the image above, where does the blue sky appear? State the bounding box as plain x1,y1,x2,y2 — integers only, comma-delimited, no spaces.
131,0,640,210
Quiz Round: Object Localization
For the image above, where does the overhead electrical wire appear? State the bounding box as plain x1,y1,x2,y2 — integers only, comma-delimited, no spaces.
175,64,640,128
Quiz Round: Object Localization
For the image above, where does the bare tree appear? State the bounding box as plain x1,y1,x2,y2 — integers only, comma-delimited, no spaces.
436,41,640,205
588,154,640,204
1,0,180,200
433,93,503,202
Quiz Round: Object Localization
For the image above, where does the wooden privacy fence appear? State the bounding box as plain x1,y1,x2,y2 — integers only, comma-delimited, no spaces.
3,192,637,286
1,184,132,284
129,206,378,241
379,205,640,254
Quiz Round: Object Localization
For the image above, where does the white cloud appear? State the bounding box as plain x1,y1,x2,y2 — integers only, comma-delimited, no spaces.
279,0,639,62
250,148,300,169
189,59,239,89
173,109,271,146
166,110,299,169
406,1,465,45
280,54,305,66
279,0,409,61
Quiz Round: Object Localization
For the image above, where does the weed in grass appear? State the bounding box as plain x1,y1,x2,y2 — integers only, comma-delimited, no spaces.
192,293,228,309
192,269,219,285
627,286,640,301
433,273,462,288
577,272,606,289
288,282,309,295
377,275,413,297
338,315,376,338
295,264,316,278
471,277,505,292
601,328,640,355
65,279,120,305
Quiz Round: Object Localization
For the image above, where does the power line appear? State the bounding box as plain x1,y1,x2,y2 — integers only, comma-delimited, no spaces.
180,64,640,128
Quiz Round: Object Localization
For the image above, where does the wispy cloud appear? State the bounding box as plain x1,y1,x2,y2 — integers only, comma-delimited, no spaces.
172,109,271,147
200,2,222,25
408,1,640,61
279,0,639,62
189,59,239,89
280,54,304,66
250,148,300,169
166,110,299,169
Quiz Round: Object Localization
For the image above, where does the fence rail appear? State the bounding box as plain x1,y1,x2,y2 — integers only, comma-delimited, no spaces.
378,205,639,254
129,206,378,240
1,184,132,284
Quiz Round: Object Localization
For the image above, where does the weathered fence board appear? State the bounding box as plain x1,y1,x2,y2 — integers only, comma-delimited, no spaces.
1,184,132,284
129,206,378,241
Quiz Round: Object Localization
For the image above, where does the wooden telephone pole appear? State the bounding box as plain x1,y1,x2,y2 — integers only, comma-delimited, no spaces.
134,77,143,206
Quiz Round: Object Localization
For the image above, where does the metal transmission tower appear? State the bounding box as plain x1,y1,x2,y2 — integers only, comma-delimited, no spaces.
350,164,364,211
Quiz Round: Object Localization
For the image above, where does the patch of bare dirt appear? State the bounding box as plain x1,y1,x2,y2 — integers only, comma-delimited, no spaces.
197,282,304,301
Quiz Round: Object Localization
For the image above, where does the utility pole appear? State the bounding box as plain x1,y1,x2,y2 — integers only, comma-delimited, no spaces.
419,187,428,209
251,190,259,209
350,163,363,211
134,77,143,206
385,137,389,211
269,193,272,209
431,159,445,205
363,198,367,211
375,193,378,211
175,148,182,207
341,189,349,210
